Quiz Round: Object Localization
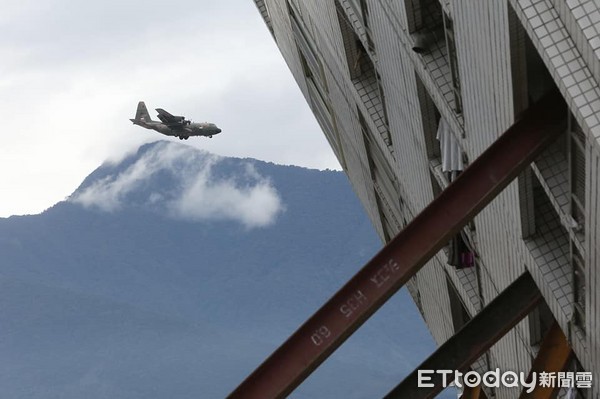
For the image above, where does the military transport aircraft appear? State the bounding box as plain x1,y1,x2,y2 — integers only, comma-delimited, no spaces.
130,101,222,140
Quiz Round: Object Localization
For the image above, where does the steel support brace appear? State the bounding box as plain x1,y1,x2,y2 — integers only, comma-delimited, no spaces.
519,322,572,399
228,91,566,399
384,273,542,398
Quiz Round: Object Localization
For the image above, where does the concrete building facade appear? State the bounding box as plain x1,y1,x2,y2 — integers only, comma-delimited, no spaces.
253,1,600,397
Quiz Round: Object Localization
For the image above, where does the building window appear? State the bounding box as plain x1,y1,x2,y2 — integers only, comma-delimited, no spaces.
289,1,329,116
446,275,471,333
509,6,557,114
572,243,586,329
406,0,442,35
287,1,348,167
518,168,537,238
335,0,366,80
569,114,586,236
415,73,442,160
406,277,425,315
376,72,393,150
406,0,463,115
342,0,376,53
443,11,462,114
359,109,402,240
414,72,477,270
359,0,375,52
336,0,393,157
528,301,555,348
288,2,324,85
256,0,274,36
522,171,577,328
569,116,586,331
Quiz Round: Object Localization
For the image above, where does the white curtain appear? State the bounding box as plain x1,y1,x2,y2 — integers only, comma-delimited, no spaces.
436,117,463,172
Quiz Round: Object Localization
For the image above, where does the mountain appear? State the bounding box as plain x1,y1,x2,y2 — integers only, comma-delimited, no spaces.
0,141,450,398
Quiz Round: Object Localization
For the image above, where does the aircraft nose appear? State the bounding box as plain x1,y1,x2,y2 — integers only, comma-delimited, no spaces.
216,128,222,133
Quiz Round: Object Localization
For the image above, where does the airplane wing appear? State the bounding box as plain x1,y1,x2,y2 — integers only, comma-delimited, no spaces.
155,108,188,126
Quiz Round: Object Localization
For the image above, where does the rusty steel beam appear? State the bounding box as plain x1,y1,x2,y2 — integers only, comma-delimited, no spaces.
519,321,572,399
384,273,542,398
228,91,566,399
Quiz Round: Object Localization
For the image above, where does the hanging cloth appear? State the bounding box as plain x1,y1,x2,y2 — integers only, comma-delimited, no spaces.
436,117,464,172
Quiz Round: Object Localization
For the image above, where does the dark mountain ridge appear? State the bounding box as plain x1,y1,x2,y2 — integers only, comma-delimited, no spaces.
0,141,444,398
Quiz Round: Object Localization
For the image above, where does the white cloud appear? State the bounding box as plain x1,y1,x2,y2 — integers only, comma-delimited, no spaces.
71,142,284,229
71,142,192,212
172,161,284,229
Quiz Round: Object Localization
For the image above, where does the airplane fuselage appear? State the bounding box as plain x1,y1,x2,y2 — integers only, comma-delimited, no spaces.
130,102,221,140
130,119,222,140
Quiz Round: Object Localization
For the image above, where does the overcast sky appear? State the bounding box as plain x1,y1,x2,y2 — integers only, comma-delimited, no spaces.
0,0,339,217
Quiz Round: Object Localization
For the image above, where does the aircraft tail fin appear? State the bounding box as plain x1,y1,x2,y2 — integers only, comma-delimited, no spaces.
134,101,152,122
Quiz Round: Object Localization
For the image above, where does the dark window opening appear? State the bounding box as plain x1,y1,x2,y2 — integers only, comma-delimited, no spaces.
443,12,462,114
524,37,556,106
416,73,442,160
359,0,375,52
446,275,471,333
518,167,537,238
336,0,369,80
298,50,313,79
569,114,586,236
524,172,582,332
572,243,586,329
359,110,402,239
406,0,444,35
346,0,375,53
509,6,558,115
407,0,463,114
336,1,393,157
528,300,555,347
430,170,443,198
416,71,466,171
529,172,570,250
289,2,324,85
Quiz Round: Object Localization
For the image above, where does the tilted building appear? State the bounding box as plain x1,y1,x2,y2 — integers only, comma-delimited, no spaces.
251,1,600,398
